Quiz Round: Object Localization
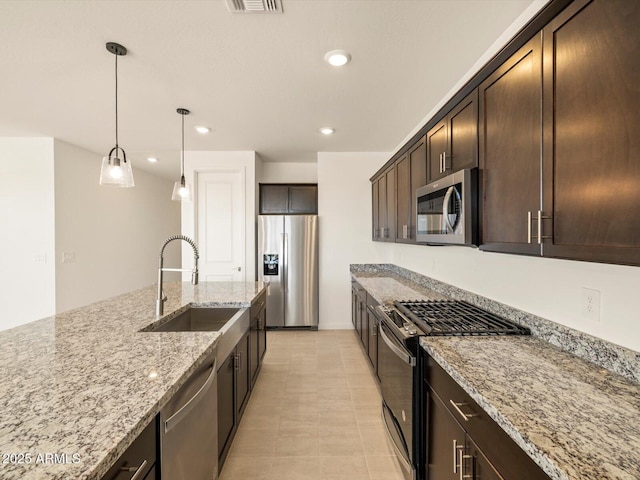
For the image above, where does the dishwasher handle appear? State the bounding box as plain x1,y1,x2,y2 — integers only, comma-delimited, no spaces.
165,359,217,433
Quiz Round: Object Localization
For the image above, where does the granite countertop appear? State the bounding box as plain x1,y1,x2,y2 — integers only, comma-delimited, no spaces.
0,281,265,480
351,267,640,480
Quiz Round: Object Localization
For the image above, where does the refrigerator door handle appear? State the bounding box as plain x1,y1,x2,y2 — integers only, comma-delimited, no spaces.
282,232,288,293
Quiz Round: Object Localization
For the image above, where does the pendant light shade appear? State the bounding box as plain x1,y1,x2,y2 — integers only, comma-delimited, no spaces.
172,108,192,201
100,42,134,187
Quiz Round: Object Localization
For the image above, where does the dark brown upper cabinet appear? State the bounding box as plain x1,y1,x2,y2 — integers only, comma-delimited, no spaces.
259,184,317,215
479,34,543,257
372,167,396,242
395,135,427,243
427,90,478,183
541,0,640,265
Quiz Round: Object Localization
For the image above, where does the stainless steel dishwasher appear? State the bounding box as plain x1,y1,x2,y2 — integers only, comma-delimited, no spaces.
160,348,218,479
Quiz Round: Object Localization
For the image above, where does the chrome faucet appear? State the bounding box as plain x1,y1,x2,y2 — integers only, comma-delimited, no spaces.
156,235,199,316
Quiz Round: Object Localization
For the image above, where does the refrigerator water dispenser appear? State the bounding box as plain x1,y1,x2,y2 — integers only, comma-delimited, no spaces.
263,254,279,276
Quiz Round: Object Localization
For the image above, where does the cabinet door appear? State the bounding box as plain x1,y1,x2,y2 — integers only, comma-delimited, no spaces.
409,135,427,241
395,154,411,242
249,316,259,388
449,89,478,174
426,388,466,480
236,332,250,417
359,294,368,351
542,0,640,265
352,287,358,329
258,307,267,362
366,308,377,371
372,180,380,241
466,438,503,480
479,34,543,256
385,167,396,242
378,176,387,241
427,120,448,182
260,185,289,214
289,185,318,214
217,353,236,459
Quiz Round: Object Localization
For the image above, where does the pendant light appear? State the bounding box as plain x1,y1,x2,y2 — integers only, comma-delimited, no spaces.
99,42,134,187
172,108,192,201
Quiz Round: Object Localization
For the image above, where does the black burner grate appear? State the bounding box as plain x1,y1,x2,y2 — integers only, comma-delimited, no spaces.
394,300,530,336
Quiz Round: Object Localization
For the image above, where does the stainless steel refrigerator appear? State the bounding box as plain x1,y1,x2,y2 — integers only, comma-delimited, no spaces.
258,215,318,328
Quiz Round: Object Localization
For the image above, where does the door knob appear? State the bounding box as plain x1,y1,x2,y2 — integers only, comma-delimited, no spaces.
233,266,242,272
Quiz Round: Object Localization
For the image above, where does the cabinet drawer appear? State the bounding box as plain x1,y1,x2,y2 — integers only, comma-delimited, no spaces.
101,418,156,480
250,290,266,318
425,356,549,480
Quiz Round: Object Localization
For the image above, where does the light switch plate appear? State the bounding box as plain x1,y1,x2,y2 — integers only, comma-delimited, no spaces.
62,251,76,263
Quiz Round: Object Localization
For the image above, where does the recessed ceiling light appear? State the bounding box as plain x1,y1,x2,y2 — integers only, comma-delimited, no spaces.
324,50,351,67
320,127,335,135
195,126,211,134
147,157,159,163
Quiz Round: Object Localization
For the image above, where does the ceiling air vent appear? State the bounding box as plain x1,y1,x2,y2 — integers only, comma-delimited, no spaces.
226,0,283,13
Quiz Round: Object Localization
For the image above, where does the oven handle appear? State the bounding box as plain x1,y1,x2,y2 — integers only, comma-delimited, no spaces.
381,405,414,476
379,323,416,367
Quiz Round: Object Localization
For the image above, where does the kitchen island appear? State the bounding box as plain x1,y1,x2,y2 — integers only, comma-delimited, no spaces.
0,281,266,480
351,264,640,480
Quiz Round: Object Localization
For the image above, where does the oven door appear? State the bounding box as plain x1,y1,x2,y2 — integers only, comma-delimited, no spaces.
377,319,416,480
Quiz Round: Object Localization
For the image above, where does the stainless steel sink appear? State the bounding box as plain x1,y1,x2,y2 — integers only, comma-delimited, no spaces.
147,307,241,332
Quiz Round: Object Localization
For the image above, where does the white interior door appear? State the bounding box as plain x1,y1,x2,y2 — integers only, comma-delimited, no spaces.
196,171,245,282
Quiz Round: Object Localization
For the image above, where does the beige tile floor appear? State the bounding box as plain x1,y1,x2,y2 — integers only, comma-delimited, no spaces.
219,329,406,480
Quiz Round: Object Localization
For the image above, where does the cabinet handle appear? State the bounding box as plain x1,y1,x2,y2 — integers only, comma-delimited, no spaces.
235,353,242,371
529,210,552,245
449,400,477,421
442,151,447,172
462,454,474,480
439,153,443,173
120,459,148,480
459,448,464,480
453,440,464,473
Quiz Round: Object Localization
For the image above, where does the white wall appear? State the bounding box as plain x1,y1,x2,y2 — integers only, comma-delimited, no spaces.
388,246,640,352
0,138,56,329
182,151,258,282
260,162,318,184
317,152,391,329
54,140,180,313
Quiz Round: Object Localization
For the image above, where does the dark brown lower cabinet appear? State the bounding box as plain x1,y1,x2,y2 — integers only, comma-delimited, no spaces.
366,304,378,373
100,418,156,480
217,353,236,465
218,331,251,471
424,353,549,480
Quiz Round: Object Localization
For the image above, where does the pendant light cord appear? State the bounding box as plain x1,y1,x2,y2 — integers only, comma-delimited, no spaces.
181,111,185,177
115,52,119,149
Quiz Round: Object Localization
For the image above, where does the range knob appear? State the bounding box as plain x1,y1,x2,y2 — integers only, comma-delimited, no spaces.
408,328,418,335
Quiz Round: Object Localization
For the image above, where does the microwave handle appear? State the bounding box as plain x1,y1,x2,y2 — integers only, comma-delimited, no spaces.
442,186,455,233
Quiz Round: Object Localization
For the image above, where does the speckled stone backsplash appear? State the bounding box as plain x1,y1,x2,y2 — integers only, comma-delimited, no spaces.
350,263,640,383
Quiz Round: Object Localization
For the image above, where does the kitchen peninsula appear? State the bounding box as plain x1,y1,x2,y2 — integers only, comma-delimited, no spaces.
0,281,265,480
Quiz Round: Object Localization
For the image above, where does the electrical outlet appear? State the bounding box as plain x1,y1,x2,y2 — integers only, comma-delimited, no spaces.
581,287,601,322
33,254,47,263
62,251,76,263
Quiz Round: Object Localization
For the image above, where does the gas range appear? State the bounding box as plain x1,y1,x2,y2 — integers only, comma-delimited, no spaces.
377,299,529,343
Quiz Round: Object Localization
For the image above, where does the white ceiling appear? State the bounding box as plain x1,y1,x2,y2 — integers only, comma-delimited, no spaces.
0,0,535,179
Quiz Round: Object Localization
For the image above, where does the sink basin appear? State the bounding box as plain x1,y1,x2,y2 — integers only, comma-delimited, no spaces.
148,307,241,332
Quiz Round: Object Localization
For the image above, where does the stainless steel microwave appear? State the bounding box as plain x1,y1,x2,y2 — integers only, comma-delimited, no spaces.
415,168,477,245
